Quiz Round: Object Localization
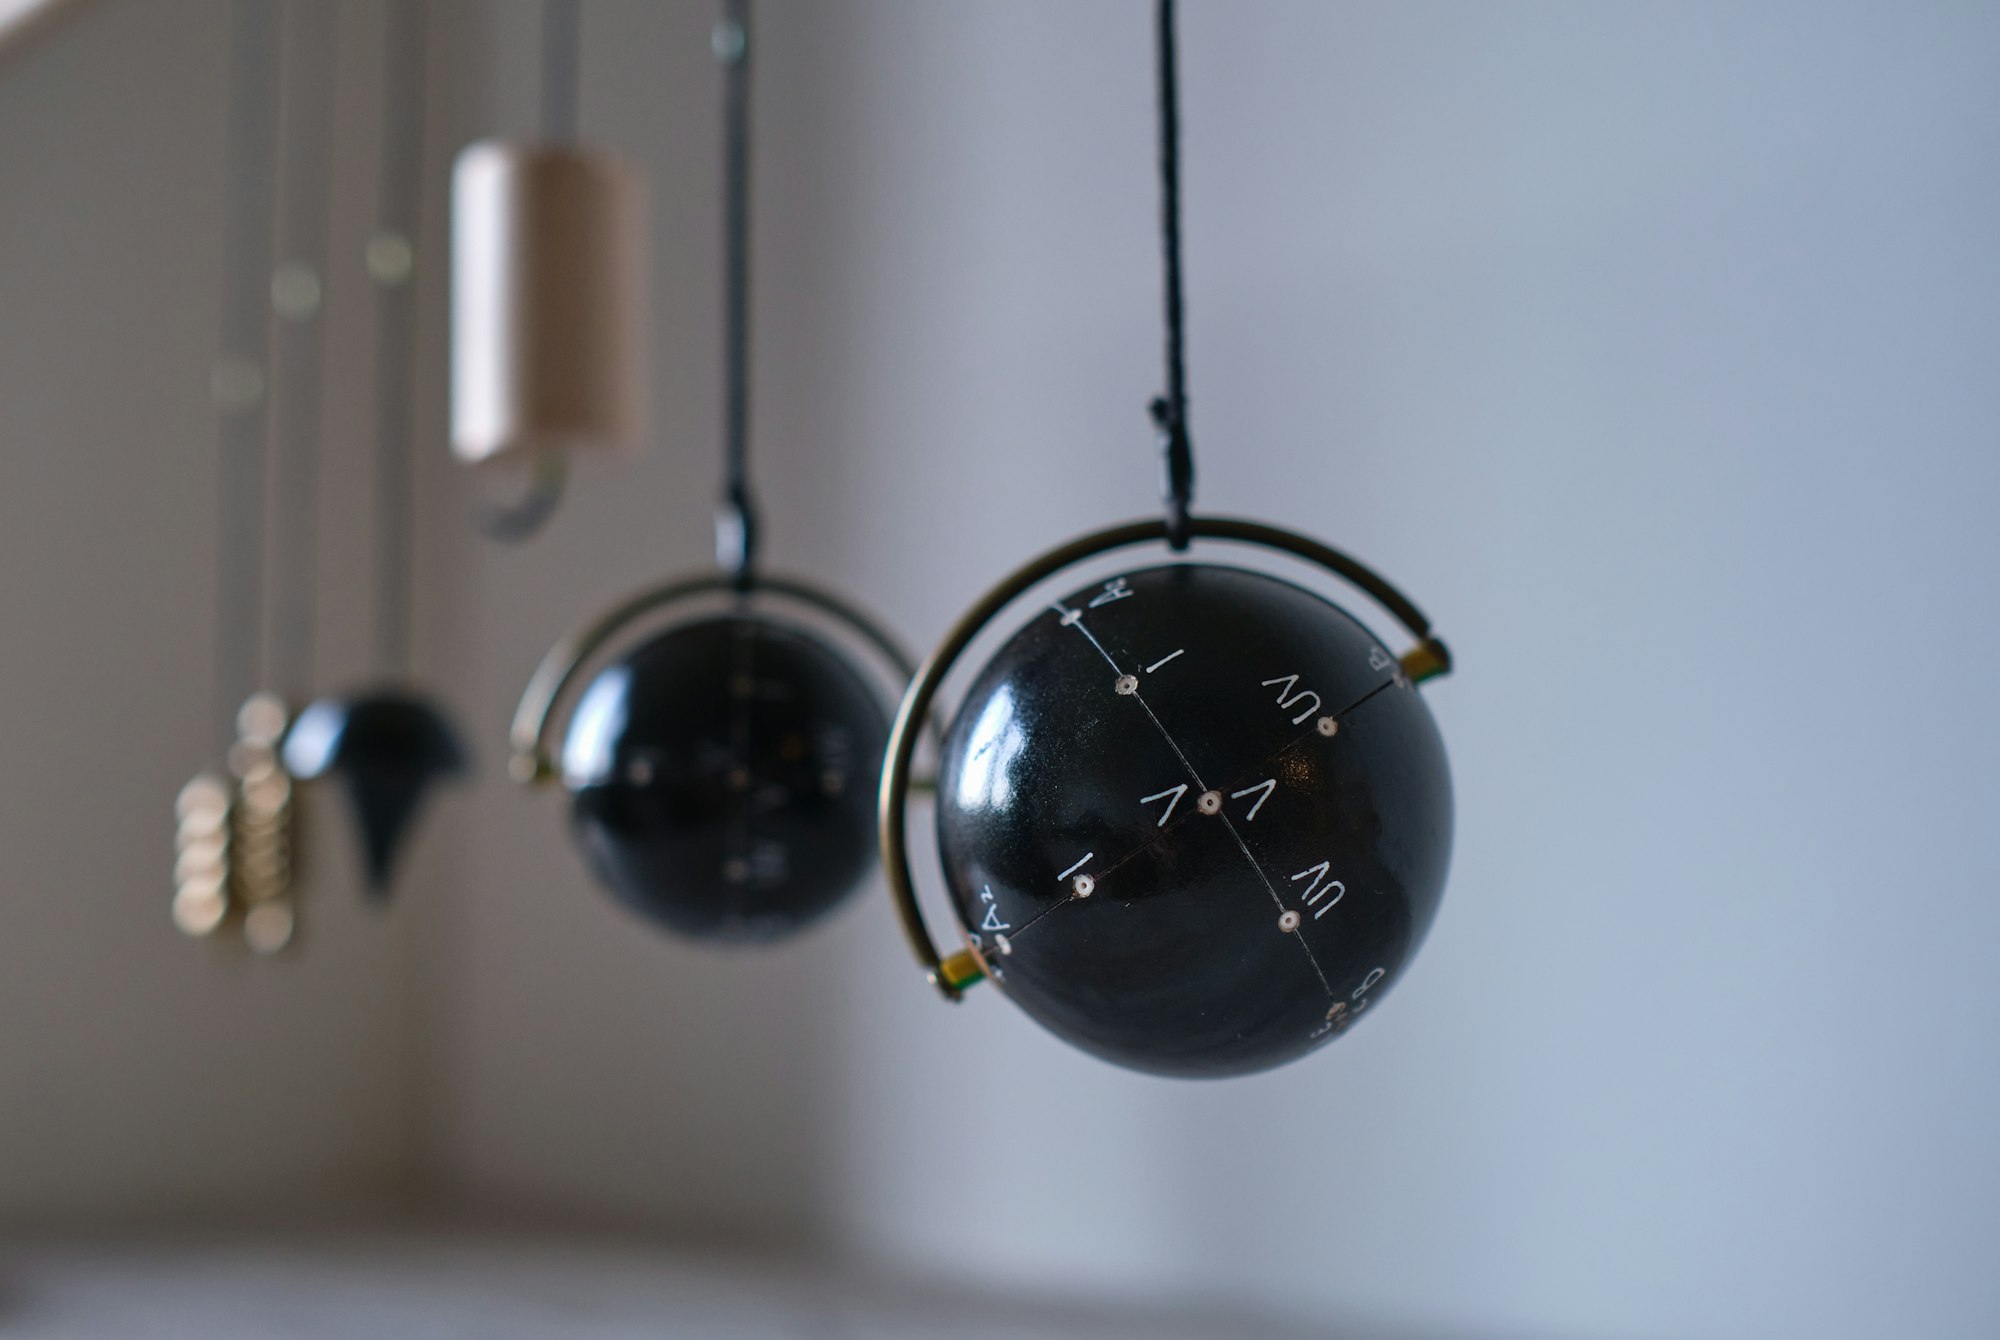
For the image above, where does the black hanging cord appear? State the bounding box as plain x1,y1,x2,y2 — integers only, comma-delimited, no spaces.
371,0,430,676
716,0,759,589
267,0,341,701
212,0,282,750
1150,0,1195,551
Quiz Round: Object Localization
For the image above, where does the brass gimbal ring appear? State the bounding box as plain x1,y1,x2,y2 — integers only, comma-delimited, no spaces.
509,571,918,787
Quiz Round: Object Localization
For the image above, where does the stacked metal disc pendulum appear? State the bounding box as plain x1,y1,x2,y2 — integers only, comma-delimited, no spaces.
171,0,334,951
174,695,298,949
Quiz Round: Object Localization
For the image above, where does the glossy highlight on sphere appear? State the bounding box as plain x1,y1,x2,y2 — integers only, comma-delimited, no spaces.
934,564,1452,1077
560,615,890,941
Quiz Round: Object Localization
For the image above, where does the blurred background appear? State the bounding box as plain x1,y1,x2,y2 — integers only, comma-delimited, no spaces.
2,1,1997,1336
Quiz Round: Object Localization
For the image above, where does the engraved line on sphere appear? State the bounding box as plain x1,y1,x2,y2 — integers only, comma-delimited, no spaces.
993,605,1206,905
980,889,1080,951
1218,805,1336,1001
1058,606,1330,999
1063,612,1213,794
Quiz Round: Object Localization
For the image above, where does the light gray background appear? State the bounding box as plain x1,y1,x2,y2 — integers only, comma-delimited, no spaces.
2,3,1996,1339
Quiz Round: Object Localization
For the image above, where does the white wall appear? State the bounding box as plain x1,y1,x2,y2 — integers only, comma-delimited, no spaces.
433,3,2000,1338
3,3,1997,1339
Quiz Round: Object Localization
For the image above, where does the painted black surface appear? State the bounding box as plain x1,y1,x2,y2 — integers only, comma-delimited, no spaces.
934,564,1452,1077
561,615,889,942
285,690,466,892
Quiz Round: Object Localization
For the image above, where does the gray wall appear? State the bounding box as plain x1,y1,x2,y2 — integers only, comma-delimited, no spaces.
0,0,438,1222
5,3,1999,1339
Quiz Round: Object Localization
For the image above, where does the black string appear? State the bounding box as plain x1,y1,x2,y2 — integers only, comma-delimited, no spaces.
213,0,281,750
371,0,430,676
267,0,340,701
1150,0,1195,551
541,0,581,142
716,0,759,589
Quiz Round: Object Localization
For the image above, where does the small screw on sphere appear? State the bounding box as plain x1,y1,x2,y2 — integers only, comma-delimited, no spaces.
1317,716,1338,737
1114,674,1139,695
1072,873,1095,898
1278,910,1301,932
1197,789,1223,815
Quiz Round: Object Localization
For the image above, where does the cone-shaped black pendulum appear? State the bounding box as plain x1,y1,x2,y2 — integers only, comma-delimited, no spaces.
284,0,464,893
285,694,464,889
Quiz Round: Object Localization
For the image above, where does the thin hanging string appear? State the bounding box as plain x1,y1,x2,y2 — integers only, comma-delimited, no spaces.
266,0,341,701
212,0,282,751
370,0,431,676
475,0,579,543
715,0,758,589
542,0,582,141
1150,0,1195,551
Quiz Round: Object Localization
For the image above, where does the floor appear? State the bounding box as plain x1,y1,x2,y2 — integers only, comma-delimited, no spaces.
0,1228,1460,1339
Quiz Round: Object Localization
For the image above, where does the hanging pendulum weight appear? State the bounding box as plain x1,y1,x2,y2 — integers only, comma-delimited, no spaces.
450,0,647,541
878,0,1456,1077
175,0,332,951
509,0,915,941
285,0,465,892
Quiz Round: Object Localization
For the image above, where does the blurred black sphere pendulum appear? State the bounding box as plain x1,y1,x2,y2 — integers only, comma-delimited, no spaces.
508,0,913,942
878,0,1457,1077
284,0,465,893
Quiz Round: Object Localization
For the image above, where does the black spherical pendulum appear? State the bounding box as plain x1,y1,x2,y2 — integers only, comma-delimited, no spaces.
509,0,912,942
878,0,1456,1077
